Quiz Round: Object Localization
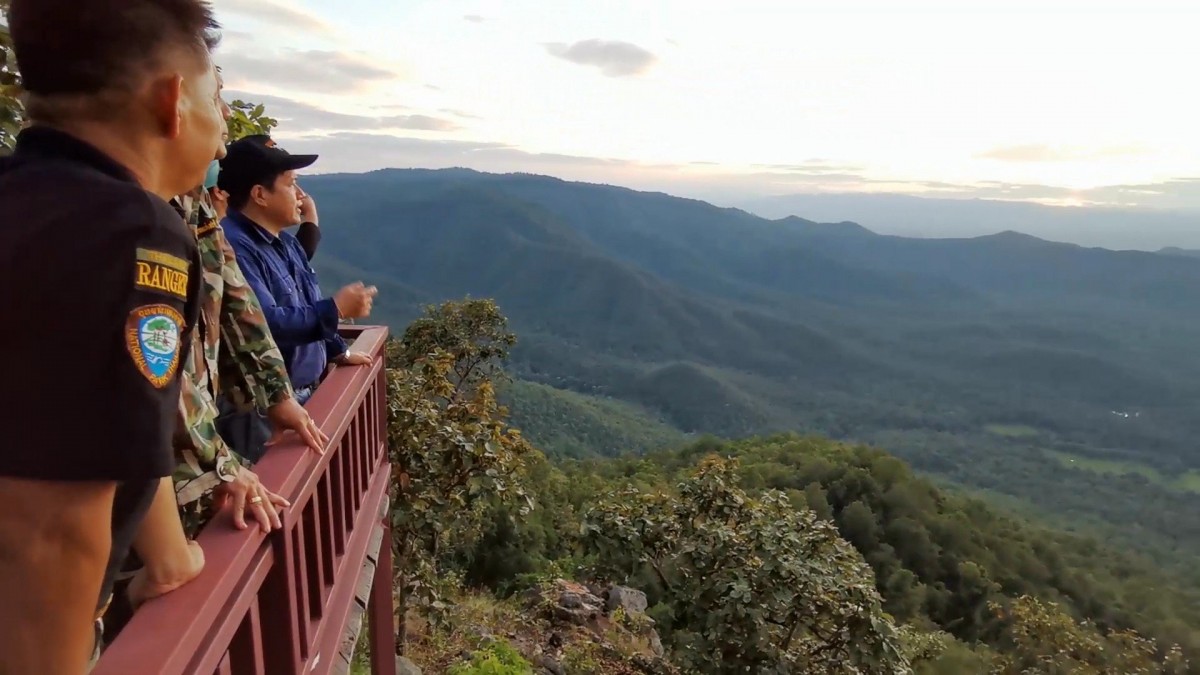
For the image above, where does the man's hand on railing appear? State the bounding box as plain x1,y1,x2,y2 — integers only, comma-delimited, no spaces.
126,540,205,610
215,468,291,533
334,351,372,366
265,397,328,455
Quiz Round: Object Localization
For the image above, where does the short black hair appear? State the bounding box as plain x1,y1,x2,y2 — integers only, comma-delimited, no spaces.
225,170,286,212
9,0,221,97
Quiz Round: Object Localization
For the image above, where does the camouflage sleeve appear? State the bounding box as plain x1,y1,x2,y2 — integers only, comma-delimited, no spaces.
174,369,243,506
215,227,295,410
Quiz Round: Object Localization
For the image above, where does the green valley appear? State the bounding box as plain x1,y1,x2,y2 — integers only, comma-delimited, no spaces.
314,170,1200,669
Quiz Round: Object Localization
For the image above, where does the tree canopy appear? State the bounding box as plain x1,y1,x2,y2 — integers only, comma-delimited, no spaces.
584,455,911,674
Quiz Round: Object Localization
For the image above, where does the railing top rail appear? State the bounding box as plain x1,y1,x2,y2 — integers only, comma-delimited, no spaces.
93,325,390,675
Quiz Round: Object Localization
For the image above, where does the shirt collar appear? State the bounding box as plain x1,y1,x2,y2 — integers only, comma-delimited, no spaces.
228,209,281,246
14,126,138,184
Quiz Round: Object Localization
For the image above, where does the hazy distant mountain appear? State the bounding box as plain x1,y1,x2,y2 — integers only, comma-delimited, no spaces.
307,166,1200,442
738,192,1200,251
1159,246,1200,259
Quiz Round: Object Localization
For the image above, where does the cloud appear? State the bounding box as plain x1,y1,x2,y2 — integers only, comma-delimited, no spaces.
395,115,460,131
746,172,1200,211
216,0,332,35
544,39,658,77
463,14,485,23
219,50,402,94
225,91,460,133
279,133,660,179
976,143,1151,163
1079,178,1200,210
746,171,869,185
752,161,867,175
439,108,482,120
221,29,256,46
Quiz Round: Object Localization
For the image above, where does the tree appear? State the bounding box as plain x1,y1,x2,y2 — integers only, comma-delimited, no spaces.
582,455,911,674
0,0,23,153
225,100,278,141
989,595,1187,674
385,299,533,652
840,499,880,551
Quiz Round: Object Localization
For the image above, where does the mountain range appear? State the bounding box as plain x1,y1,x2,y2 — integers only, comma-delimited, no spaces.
304,167,1200,569
740,191,1200,251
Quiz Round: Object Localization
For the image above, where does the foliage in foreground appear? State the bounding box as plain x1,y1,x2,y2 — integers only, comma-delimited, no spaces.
448,640,532,675
990,595,1188,674
584,455,911,674
225,100,278,141
603,435,1200,658
385,300,533,651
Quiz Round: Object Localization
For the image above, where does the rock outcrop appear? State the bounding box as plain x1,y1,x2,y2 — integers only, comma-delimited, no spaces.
522,579,675,675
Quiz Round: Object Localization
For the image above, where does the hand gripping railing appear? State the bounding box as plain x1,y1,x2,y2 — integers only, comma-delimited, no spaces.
94,326,397,675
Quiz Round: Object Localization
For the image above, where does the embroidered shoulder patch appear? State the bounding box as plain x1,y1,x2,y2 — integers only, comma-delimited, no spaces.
194,219,219,238
135,258,189,299
125,304,184,388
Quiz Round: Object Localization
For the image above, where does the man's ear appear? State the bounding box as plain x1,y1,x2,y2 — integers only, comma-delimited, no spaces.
149,74,185,139
250,184,268,206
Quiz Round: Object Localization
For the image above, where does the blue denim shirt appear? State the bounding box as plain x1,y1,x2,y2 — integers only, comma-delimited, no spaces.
222,211,346,389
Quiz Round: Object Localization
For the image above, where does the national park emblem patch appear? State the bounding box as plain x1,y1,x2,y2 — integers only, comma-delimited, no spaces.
125,304,184,388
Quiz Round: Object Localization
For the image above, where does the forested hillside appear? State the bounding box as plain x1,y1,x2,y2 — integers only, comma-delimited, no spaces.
310,168,1200,576
383,301,1196,673
499,380,685,458
463,434,1200,662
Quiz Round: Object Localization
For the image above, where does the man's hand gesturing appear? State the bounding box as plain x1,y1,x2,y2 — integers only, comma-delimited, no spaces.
333,282,377,320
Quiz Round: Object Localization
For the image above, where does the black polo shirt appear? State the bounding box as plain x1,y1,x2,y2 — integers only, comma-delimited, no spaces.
0,127,202,606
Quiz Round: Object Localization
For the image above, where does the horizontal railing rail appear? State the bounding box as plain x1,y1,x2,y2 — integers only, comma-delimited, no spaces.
94,326,396,675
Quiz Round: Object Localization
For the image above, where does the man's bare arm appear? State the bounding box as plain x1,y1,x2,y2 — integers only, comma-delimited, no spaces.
128,477,204,609
0,478,115,675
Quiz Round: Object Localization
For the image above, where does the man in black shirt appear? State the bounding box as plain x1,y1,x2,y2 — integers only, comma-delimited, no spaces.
0,1,226,672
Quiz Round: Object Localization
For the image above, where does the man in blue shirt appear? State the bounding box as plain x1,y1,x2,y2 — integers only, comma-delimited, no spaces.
219,137,377,402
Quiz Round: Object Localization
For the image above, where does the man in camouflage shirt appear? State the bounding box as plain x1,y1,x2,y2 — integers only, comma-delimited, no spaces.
170,186,327,535
113,186,327,619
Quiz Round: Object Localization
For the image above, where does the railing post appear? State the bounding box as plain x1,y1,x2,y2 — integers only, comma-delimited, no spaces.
258,530,302,675
368,512,397,675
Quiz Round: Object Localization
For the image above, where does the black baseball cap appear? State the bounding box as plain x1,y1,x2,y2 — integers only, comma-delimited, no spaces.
218,136,318,197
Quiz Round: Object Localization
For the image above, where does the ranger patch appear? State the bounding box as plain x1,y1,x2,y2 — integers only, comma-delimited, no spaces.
125,304,184,388
135,260,188,298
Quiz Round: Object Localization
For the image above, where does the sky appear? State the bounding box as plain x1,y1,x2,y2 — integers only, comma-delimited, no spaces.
210,0,1200,212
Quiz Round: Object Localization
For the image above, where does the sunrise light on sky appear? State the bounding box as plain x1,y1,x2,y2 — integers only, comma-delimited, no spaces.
210,0,1200,210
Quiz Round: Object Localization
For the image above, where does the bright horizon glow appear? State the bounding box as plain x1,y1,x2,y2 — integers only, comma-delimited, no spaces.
210,0,1200,210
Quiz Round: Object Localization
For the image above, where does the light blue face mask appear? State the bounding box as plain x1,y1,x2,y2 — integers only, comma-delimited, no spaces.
202,160,221,190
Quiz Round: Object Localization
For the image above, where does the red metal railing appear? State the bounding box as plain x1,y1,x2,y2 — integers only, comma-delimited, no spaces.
94,326,396,675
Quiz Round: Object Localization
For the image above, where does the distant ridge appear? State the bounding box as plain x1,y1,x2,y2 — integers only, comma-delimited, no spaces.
1159,246,1200,259
305,166,1200,571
